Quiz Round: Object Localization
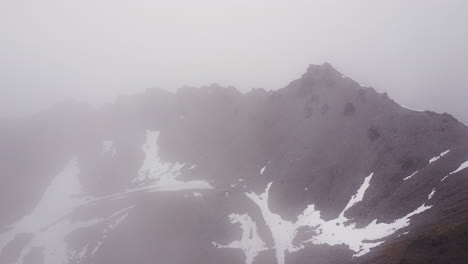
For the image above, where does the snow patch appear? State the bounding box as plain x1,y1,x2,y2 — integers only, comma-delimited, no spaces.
246,182,303,264
219,172,433,263
307,202,431,257
212,214,267,264
0,158,134,264
132,130,213,191
1,132,214,263
428,188,436,200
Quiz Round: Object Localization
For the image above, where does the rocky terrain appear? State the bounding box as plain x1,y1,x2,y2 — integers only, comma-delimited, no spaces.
1,63,468,264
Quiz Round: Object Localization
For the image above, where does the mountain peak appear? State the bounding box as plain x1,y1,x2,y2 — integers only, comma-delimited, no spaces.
302,62,341,79
3,63,468,264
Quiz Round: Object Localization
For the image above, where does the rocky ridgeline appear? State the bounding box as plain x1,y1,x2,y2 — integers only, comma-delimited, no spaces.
1,63,468,264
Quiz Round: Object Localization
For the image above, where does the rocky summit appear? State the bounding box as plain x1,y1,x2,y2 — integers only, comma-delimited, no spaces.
1,63,468,264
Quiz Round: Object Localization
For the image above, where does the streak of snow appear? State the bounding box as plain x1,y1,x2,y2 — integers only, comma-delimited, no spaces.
429,149,450,164
399,104,424,112
212,214,267,264
90,207,132,255
403,171,418,181
69,245,89,263
449,160,468,174
397,231,409,237
441,160,468,181
428,188,436,200
339,173,373,218
260,161,270,175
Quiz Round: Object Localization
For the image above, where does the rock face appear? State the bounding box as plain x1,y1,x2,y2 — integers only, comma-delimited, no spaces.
1,63,468,264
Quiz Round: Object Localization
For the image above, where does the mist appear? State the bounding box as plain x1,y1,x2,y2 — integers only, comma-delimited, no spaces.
1,0,467,123
2,2,468,263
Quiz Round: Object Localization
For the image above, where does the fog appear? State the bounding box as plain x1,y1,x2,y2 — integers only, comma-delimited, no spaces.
1,0,467,123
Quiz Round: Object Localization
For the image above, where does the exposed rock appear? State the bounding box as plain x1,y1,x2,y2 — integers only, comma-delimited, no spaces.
1,63,468,264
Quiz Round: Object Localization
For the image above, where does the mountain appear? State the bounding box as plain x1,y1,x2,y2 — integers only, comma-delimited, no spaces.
1,63,468,264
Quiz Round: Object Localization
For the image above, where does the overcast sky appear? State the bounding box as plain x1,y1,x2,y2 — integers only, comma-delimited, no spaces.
1,0,467,123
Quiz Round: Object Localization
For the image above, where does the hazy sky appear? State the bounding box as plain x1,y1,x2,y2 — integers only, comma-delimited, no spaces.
1,0,467,123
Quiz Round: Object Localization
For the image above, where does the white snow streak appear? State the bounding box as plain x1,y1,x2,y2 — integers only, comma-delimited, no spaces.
428,188,436,200
339,173,373,218
429,149,450,164
399,104,424,112
448,160,468,174
260,161,270,175
441,160,468,181
403,171,418,181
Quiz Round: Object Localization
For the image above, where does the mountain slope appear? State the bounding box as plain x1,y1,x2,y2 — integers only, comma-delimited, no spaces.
1,63,468,264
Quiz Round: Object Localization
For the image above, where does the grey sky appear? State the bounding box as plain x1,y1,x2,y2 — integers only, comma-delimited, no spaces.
1,0,467,123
